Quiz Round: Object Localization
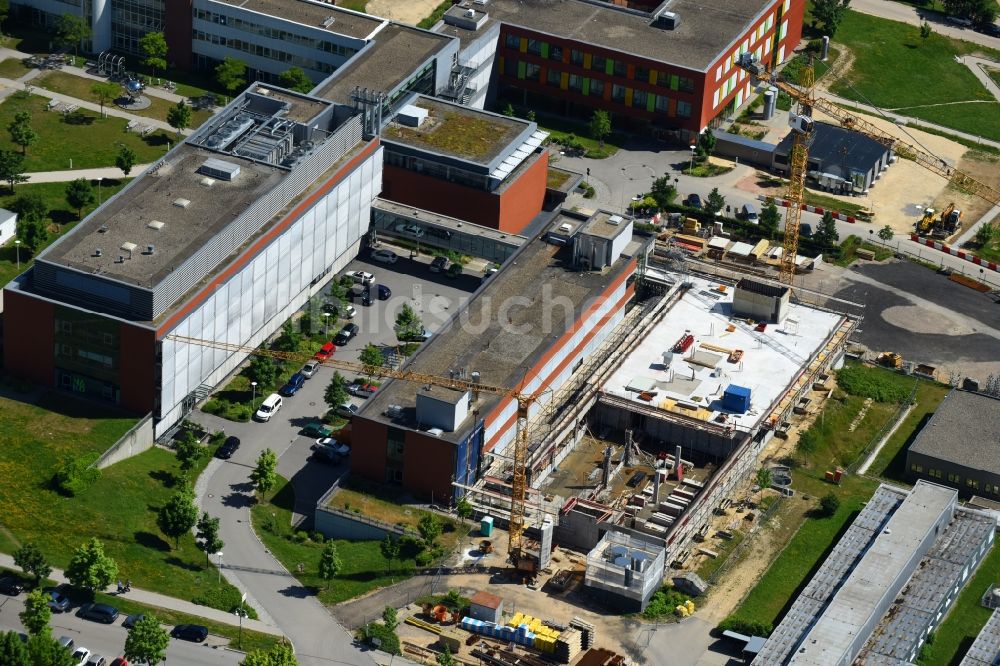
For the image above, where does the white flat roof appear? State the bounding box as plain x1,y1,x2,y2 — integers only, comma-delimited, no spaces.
602,274,844,430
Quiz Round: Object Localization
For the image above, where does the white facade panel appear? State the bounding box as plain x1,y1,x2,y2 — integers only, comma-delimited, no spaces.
156,148,382,437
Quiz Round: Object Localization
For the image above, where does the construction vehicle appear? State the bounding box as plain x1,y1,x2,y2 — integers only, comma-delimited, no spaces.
878,351,903,369
166,333,542,566
916,207,936,235
937,203,963,237
737,53,1000,284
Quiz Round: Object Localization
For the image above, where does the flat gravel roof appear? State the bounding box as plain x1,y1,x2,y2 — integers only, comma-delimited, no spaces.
909,390,1000,476
215,0,384,39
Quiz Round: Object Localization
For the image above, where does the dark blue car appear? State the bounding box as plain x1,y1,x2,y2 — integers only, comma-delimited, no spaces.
279,372,306,397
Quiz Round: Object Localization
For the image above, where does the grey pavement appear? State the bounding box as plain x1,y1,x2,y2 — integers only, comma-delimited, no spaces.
25,164,154,183
0,552,283,636
191,255,477,666
849,0,1000,49
961,56,1000,102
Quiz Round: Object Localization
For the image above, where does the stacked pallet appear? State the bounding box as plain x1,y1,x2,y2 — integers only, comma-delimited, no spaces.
554,627,582,664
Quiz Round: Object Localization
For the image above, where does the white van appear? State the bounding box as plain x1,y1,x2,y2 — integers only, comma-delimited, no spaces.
254,394,282,422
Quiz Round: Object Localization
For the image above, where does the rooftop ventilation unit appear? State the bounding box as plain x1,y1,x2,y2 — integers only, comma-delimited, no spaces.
322,16,336,27
397,104,429,128
144,244,155,255
559,223,573,233
98,225,109,233
608,214,624,226
465,8,475,17
173,198,191,208
655,11,680,29
200,177,215,188
120,242,137,258
94,248,102,257
146,220,164,231
473,0,488,5
198,158,241,181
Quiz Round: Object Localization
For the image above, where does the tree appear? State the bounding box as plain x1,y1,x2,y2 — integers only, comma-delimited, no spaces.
157,483,198,549
501,103,515,117
65,537,118,591
812,0,852,37
877,225,894,243
697,130,716,162
241,643,298,666
0,0,9,37
174,431,204,472
382,605,398,632
19,589,51,636
318,541,342,589
417,514,442,548
0,149,27,193
14,193,49,252
755,467,772,502
8,111,38,156
437,646,457,666
0,631,30,666
380,535,400,575
975,222,997,247
456,497,473,524
216,57,248,95
246,354,278,389
55,13,91,56
944,0,997,27
64,178,95,218
166,100,192,136
815,210,840,249
705,187,725,215
394,303,423,341
760,200,781,239
139,32,169,78
195,512,224,557
27,633,73,666
359,343,384,381
13,543,51,585
324,371,349,413
251,448,278,496
278,67,313,93
588,109,611,148
274,320,301,353
649,174,678,209
124,614,170,666
526,110,536,121
116,145,137,176
920,21,932,39
819,492,841,517
90,81,120,115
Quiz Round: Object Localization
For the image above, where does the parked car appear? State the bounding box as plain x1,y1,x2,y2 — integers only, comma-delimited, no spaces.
347,382,377,398
799,223,814,237
86,655,108,666
399,327,432,343
394,222,425,238
72,648,91,666
429,256,450,273
58,636,75,651
342,304,357,318
110,659,130,666
376,284,391,300
336,402,359,419
310,446,342,465
279,372,307,397
314,438,350,456
349,270,375,285
49,590,71,613
685,194,703,209
254,394,282,422
334,323,359,346
78,603,119,624
0,576,24,595
314,342,336,361
171,624,209,643
302,421,334,438
122,614,145,630
301,360,320,378
371,249,398,264
215,436,240,459
740,203,759,224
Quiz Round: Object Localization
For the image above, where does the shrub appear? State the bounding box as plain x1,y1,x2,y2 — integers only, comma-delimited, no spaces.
643,586,692,619
294,531,309,543
191,586,260,618
415,551,434,567
717,617,773,637
52,456,101,496
818,493,840,517
836,366,911,403
359,622,400,655
797,428,820,453
311,531,325,544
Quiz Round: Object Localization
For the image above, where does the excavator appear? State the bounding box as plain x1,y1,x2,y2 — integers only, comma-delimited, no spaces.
737,53,1000,283
937,203,963,237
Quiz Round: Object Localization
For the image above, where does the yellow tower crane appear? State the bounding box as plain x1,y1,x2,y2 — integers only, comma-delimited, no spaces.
737,53,1000,284
166,333,542,564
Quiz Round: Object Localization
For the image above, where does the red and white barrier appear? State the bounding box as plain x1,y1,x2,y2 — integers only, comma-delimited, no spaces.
909,235,1000,273
763,197,859,223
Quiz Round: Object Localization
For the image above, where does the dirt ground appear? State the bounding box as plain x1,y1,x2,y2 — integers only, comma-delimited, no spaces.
362,0,440,24
937,151,1000,236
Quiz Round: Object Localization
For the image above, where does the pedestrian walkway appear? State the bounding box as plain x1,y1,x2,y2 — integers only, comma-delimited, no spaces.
24,164,154,184
0,552,285,637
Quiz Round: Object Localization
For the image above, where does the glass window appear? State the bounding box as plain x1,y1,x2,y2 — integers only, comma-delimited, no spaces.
655,95,668,112
613,60,626,77
679,77,695,93
550,45,563,61
633,89,647,107
571,49,584,65
590,78,604,97
612,84,626,102
505,34,519,49
547,68,561,86
525,62,540,81
569,74,583,92
677,101,692,117
527,39,542,55
634,66,649,82
592,55,606,72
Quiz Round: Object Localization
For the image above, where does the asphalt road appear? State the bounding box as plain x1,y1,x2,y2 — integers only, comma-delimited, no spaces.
0,594,240,666
192,254,476,666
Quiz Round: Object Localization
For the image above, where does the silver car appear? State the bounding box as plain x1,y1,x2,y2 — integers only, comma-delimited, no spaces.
301,360,320,378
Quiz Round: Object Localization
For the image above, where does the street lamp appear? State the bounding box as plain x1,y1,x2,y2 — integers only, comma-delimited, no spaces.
97,177,103,206
216,551,223,585
689,145,697,173
250,381,257,417
323,311,330,336
14,239,20,271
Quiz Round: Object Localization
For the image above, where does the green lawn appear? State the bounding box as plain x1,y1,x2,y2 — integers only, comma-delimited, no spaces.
918,543,1000,665
0,402,248,611
34,71,213,130
536,113,623,158
418,0,454,28
0,179,130,287
828,10,1000,139
252,477,422,605
0,57,32,80
338,0,369,12
0,93,174,172
836,235,895,266
866,380,951,482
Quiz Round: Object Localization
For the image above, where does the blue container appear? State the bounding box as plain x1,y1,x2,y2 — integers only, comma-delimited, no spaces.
722,385,752,413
